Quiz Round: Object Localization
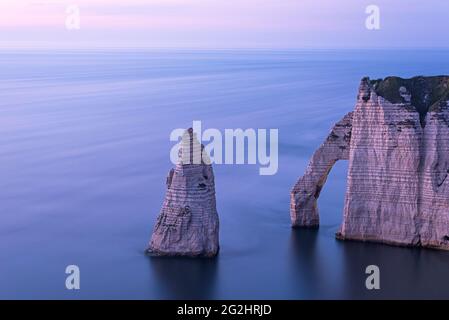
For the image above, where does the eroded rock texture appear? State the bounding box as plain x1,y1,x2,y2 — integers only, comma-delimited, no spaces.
290,112,353,227
147,129,219,257
291,76,449,250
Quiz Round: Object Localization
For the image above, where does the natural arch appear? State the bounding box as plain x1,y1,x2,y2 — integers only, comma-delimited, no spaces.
290,112,353,227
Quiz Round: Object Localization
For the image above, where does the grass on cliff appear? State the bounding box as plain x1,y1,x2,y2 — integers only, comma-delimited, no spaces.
369,76,449,125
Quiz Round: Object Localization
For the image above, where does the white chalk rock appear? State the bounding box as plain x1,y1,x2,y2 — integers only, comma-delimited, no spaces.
147,129,219,257
291,76,449,250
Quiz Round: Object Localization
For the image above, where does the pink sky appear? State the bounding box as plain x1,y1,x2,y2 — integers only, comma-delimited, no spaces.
1,0,448,49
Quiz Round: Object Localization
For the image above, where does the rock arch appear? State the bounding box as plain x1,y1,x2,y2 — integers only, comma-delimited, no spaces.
290,112,353,227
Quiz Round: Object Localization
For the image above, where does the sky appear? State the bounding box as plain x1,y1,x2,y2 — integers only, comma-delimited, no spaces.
0,0,448,49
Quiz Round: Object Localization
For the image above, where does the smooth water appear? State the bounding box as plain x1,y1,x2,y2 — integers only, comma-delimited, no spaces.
2,49,449,299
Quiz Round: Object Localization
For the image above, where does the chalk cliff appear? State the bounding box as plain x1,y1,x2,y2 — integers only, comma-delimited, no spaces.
291,76,449,250
147,129,219,257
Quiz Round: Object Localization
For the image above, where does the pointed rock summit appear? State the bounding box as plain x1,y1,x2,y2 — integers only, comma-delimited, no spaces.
147,128,219,257
291,76,449,250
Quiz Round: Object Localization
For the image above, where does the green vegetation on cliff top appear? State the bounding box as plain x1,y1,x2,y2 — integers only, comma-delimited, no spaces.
368,75,449,125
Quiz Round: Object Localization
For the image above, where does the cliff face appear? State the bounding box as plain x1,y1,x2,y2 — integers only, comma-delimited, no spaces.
147,129,219,257
291,76,449,250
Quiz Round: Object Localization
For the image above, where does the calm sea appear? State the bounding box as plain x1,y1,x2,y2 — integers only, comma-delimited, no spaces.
1,49,449,299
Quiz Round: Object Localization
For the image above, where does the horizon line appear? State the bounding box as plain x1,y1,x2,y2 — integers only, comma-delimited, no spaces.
2,44,449,52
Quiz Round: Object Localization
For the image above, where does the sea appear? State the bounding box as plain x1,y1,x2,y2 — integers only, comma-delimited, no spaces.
1,49,449,299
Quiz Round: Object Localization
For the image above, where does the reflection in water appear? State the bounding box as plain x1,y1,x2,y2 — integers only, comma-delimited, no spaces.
339,240,449,299
288,228,320,299
288,227,449,299
148,256,218,299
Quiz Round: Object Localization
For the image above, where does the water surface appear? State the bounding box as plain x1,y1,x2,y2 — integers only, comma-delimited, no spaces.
1,49,449,299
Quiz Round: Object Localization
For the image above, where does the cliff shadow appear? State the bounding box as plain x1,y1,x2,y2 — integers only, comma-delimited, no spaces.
148,255,218,299
288,228,321,298
338,240,449,299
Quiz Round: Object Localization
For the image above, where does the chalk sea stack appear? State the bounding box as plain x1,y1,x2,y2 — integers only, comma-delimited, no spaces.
147,128,219,257
291,76,449,250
